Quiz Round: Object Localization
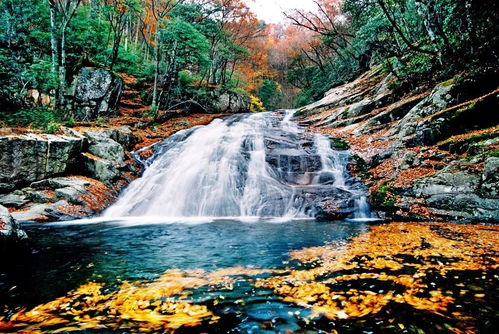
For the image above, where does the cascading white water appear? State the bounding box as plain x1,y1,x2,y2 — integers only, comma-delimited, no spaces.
104,111,371,220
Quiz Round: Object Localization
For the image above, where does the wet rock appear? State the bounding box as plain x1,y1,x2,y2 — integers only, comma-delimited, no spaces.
314,198,354,221
70,67,124,121
0,205,27,241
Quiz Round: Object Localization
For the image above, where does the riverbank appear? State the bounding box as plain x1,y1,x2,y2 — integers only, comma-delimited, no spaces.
297,67,499,223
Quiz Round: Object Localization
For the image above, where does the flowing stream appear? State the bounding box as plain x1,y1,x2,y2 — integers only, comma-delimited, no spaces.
105,111,371,220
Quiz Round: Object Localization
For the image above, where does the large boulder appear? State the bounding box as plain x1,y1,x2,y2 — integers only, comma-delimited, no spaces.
83,153,120,183
80,128,134,183
69,67,124,121
0,134,84,191
214,91,250,113
414,161,499,221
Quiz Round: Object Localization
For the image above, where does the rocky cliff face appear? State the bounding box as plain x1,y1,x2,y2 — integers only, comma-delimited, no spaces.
298,67,499,222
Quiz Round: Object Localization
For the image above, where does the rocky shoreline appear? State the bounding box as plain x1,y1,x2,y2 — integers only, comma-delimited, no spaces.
0,126,139,240
298,67,498,222
0,113,227,243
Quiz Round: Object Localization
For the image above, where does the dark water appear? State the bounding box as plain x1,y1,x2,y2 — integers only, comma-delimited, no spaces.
0,219,366,313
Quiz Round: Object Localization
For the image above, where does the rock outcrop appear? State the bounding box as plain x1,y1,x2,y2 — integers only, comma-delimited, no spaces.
213,91,250,114
68,67,124,121
0,126,141,224
0,134,84,191
8,176,120,223
298,67,499,222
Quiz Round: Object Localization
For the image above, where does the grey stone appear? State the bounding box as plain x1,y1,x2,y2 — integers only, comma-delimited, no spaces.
10,203,51,223
480,157,499,198
0,204,27,241
26,190,54,203
397,82,455,140
83,154,119,182
213,91,250,113
0,134,84,187
399,151,418,170
0,194,28,208
31,177,90,191
70,67,124,121
415,171,480,197
55,187,84,204
483,157,499,180
88,140,125,165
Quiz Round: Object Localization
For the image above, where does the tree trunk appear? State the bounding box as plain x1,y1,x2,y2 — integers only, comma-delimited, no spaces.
110,30,122,71
48,1,59,77
151,32,160,110
58,27,67,112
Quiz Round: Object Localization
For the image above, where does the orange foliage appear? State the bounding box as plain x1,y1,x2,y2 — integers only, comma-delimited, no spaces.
1,222,497,333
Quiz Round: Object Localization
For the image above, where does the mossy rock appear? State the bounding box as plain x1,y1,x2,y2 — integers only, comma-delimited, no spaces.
330,138,349,150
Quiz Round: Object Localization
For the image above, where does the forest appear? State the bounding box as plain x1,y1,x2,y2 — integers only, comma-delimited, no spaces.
1,0,497,131
0,1,498,333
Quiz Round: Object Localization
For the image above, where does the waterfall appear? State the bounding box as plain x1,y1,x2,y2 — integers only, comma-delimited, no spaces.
104,111,372,220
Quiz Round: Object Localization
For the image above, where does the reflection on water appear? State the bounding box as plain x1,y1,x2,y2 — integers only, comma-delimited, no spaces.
0,219,365,309
1,221,497,333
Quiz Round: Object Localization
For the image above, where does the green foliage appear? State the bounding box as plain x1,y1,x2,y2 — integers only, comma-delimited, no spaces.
292,0,499,106
2,106,59,132
294,90,316,109
161,18,210,70
371,184,396,209
95,117,106,127
256,79,282,111
330,138,350,150
178,71,197,87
